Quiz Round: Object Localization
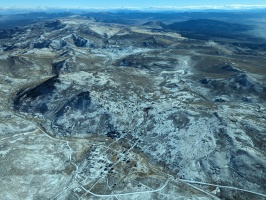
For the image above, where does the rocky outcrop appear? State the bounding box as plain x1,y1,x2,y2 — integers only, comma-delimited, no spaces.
199,73,265,101
33,40,51,48
13,75,60,114
52,91,114,136
52,60,67,75
72,34,88,47
44,19,65,29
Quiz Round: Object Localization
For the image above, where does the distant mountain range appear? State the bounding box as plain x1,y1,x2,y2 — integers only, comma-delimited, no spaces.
1,5,266,14
142,19,257,41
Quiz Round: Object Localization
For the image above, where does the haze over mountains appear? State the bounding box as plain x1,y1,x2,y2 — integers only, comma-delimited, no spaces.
0,9,265,200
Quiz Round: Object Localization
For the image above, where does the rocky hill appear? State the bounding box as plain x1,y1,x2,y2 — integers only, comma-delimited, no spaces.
0,14,266,200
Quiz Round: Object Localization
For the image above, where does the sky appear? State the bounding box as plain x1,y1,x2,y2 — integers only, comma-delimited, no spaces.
1,0,266,9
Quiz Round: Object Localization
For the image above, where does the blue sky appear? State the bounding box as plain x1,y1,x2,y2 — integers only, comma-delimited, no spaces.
1,0,266,8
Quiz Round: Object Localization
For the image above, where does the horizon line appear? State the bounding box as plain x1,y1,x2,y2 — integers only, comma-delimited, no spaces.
1,4,266,11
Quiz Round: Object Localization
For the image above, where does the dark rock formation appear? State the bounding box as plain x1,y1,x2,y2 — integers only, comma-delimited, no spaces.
13,75,60,114
54,91,92,118
72,34,88,47
222,65,241,73
33,40,51,48
0,27,25,39
52,60,66,75
44,20,65,29
1,44,16,51
106,130,121,139
200,73,263,100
